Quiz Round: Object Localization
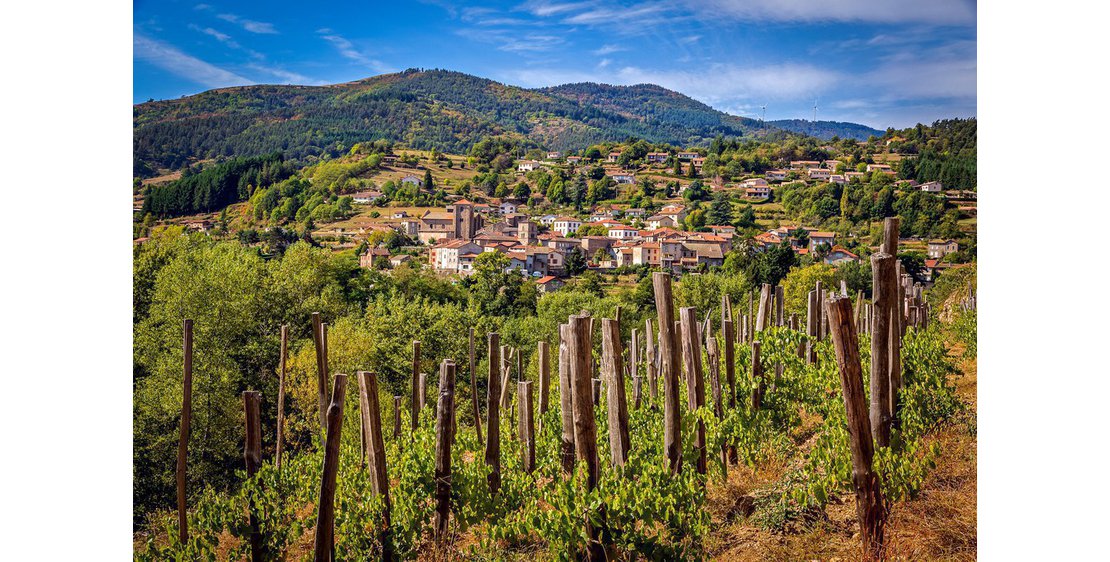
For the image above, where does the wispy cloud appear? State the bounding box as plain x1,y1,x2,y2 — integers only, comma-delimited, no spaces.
689,0,975,25
244,63,325,85
456,28,565,53
592,44,625,55
216,13,278,34
134,33,253,89
679,35,701,44
518,1,596,17
318,32,393,72
188,24,240,49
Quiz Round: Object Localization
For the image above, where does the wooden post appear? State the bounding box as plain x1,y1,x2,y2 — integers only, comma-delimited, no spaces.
312,312,328,437
558,323,576,475
176,318,193,544
645,318,658,401
755,283,772,332
680,307,708,476
538,341,550,435
591,378,602,406
774,284,784,327
313,374,347,562
410,340,421,431
826,297,886,561
485,334,502,495
499,346,514,410
722,318,736,410
806,290,818,364
602,318,631,468
569,314,603,559
242,390,263,562
653,272,683,474
392,396,402,439
751,340,764,411
433,360,456,542
870,253,895,448
630,328,639,383
359,373,394,561
707,336,727,478
417,373,427,412
890,270,904,424
633,375,642,409
519,381,535,473
273,325,288,471
469,327,482,444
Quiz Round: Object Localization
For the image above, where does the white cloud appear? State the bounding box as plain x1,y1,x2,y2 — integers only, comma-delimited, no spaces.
319,32,393,73
690,0,975,25
134,34,253,89
679,35,702,44
592,44,625,55
216,13,278,34
518,1,596,17
244,63,326,85
188,24,240,49
864,56,977,100
597,58,611,68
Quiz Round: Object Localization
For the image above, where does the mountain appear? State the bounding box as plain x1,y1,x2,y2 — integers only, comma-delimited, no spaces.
134,69,790,176
767,119,884,141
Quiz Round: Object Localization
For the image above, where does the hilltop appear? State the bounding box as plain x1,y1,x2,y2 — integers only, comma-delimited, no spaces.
134,69,794,176
768,119,885,141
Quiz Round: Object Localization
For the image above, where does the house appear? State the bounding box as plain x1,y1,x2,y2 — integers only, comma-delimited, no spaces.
538,214,558,226
566,156,583,165
518,160,541,172
790,160,821,169
186,220,212,232
927,239,959,259
632,242,662,266
430,239,482,273
866,163,894,174
824,246,859,265
708,225,736,238
391,211,408,219
829,175,847,185
765,169,788,181
807,168,831,181
660,204,688,223
808,231,836,251
390,254,412,268
359,247,391,268
691,157,705,171
607,225,639,240
499,201,518,215
677,151,699,160
535,275,564,293
547,237,582,256
682,241,726,267
401,175,424,188
351,190,384,204
645,214,679,229
845,171,866,181
646,152,669,164
622,208,646,218
552,216,582,237
607,151,622,163
920,181,944,193
741,178,769,188
753,232,783,249
745,186,771,198
546,151,562,160
608,172,635,184
824,160,842,170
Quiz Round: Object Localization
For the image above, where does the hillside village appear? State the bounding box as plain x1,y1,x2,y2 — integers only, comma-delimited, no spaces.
139,120,976,292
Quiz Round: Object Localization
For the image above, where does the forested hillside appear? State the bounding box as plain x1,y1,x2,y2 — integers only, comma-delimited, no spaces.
133,69,780,176
768,119,884,141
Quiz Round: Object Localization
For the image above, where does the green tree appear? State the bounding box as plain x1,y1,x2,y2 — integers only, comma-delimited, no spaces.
564,247,587,276
706,193,733,225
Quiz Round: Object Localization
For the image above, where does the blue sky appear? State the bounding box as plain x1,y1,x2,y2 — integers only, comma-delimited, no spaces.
134,0,976,129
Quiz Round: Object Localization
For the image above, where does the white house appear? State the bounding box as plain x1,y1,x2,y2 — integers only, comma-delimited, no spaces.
765,169,788,181
538,214,558,226
677,151,699,160
351,191,383,204
607,225,639,240
518,160,541,172
646,152,669,164
920,181,944,193
499,201,518,215
807,168,831,181
927,239,959,258
553,216,583,237
401,175,424,187
609,172,635,184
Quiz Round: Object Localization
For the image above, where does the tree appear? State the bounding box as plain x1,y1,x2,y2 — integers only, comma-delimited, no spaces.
464,252,537,316
735,204,757,229
683,180,709,202
513,182,532,199
673,159,683,175
564,247,587,276
706,193,733,225
687,160,698,179
790,227,810,249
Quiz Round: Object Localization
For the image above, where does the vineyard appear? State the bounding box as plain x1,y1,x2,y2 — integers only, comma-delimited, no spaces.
134,226,976,561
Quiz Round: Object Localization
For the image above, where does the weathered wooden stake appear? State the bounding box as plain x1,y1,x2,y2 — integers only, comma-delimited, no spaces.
569,314,603,559
242,390,263,562
176,318,193,543
755,283,772,332
313,374,347,562
633,375,642,409
410,340,421,431
359,373,394,561
485,334,502,494
558,323,576,474
653,272,683,474
645,318,658,401
538,340,550,433
392,396,402,439
826,297,886,561
602,318,631,468
775,284,785,327
519,381,535,473
680,307,708,476
469,327,482,444
707,336,727,478
751,340,764,411
311,313,329,437
434,361,456,542
591,378,602,406
418,372,427,412
806,290,818,364
870,253,895,447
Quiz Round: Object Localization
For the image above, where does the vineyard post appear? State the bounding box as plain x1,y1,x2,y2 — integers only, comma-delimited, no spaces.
485,334,502,495
890,267,905,422
755,283,771,332
630,328,639,388
806,290,818,364
602,318,631,468
418,373,427,413
558,323,576,474
392,396,402,439
722,318,736,410
841,279,849,297
854,291,864,337
751,340,763,411
707,336,727,478
632,375,642,409
276,324,288,470
410,340,421,431
469,327,482,444
775,284,784,327
176,319,193,544
519,381,535,473
653,272,682,474
569,314,603,559
433,360,456,542
644,318,658,401
241,390,263,561
313,374,347,562
826,297,886,561
538,341,550,433
360,373,394,561
591,378,602,407
499,346,513,410
680,307,708,476
870,252,895,447
312,312,328,437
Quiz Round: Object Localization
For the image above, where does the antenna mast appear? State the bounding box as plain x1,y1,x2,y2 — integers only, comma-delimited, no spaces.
813,99,818,122
761,105,766,123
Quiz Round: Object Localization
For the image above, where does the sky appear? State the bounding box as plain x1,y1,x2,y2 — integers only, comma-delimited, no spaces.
133,0,977,129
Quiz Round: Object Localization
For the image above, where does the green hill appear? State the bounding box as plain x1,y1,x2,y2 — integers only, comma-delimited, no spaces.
768,119,884,141
133,69,783,176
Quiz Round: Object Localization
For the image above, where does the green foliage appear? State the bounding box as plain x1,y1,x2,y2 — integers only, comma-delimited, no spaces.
143,153,292,217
